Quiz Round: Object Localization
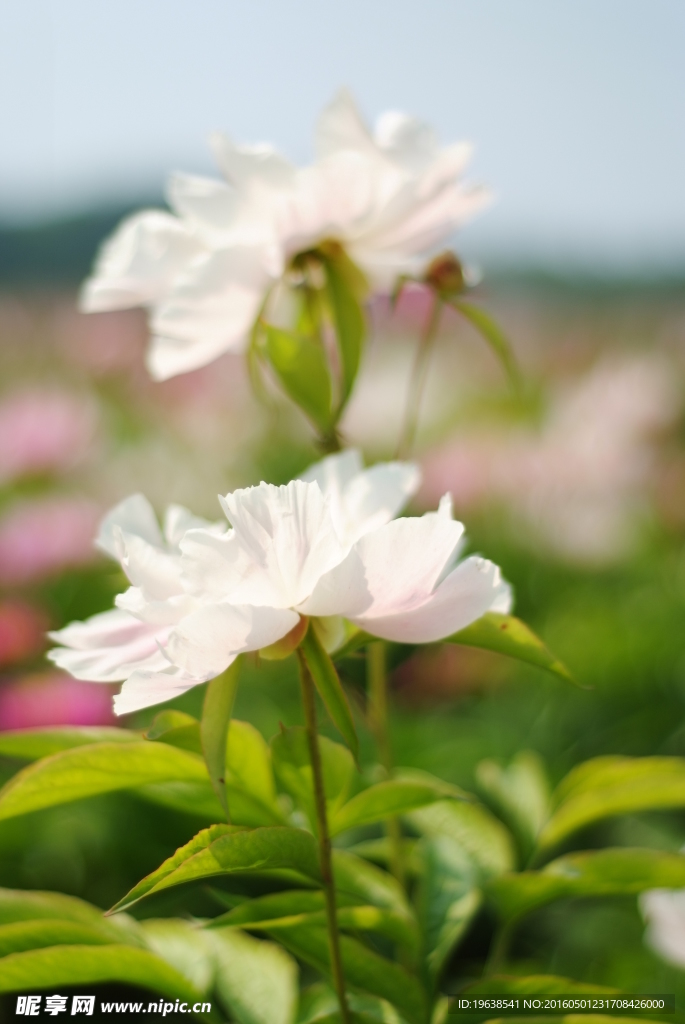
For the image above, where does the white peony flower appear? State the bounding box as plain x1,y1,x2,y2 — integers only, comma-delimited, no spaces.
640,888,685,969
48,451,422,715
80,92,490,381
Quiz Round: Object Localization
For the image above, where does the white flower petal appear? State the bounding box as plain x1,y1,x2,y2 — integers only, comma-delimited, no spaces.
374,111,439,172
167,603,299,678
163,504,221,548
300,514,463,618
640,889,685,969
219,480,345,608
148,245,270,380
210,134,296,189
180,528,246,601
355,555,512,644
96,494,162,559
300,449,364,494
114,667,209,716
48,610,170,682
117,532,183,601
115,587,198,627
315,90,376,160
341,461,421,544
80,211,204,313
167,173,240,239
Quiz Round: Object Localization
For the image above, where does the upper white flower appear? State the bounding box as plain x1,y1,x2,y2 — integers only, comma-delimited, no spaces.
48,451,422,714
80,92,490,381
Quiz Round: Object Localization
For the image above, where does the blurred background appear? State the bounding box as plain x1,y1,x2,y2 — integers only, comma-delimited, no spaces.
1,0,685,997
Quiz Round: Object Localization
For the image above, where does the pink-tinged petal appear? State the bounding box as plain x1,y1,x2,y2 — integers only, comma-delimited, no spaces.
166,173,240,239
219,481,345,608
167,604,299,679
341,462,421,543
113,667,207,716
300,514,464,618
210,134,296,189
80,211,204,313
315,90,375,159
48,610,170,682
148,245,270,380
355,556,512,644
96,494,162,559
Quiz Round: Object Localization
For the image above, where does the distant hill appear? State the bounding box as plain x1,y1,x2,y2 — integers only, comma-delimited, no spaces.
1,204,683,297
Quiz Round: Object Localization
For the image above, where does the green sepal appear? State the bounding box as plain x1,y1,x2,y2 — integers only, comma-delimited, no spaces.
264,323,332,433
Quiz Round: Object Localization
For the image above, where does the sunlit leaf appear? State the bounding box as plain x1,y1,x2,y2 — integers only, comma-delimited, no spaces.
201,661,241,821
417,837,481,984
111,826,321,913
332,850,411,918
210,928,298,1024
407,800,516,880
0,727,139,761
301,626,358,759
446,613,574,683
265,324,332,432
490,847,685,924
0,742,208,822
330,777,467,837
271,725,355,828
476,751,550,861
146,711,202,755
140,919,215,996
0,920,118,957
538,756,685,854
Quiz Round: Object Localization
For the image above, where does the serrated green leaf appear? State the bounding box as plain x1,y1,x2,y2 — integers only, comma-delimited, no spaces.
0,742,208,822
210,927,298,1024
446,612,574,683
489,847,685,924
0,945,214,1016
301,626,358,759
146,711,202,755
476,751,550,861
330,778,466,837
0,726,139,761
265,324,332,432
407,800,516,881
272,925,427,1024
417,837,481,984
538,756,685,854
321,250,366,405
450,299,521,389
112,826,321,913
201,661,241,821
271,725,355,828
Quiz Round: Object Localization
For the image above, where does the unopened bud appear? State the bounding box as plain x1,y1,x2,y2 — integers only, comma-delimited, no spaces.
424,251,465,297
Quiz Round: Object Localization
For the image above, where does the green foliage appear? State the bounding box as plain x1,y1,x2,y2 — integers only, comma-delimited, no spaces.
210,928,298,1024
265,324,333,433
416,837,481,985
301,625,359,759
201,661,241,820
446,613,574,683
0,726,139,760
329,778,467,837
476,751,550,861
271,725,355,828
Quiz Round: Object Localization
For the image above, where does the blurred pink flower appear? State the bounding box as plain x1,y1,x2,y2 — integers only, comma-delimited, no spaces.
0,388,97,484
0,600,47,667
422,356,680,563
0,672,116,729
0,497,101,586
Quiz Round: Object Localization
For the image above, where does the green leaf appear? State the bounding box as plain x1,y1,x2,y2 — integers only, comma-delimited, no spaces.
476,751,550,861
146,711,202,755
417,837,481,984
301,625,358,759
271,725,355,828
0,920,120,957
333,850,411,917
272,925,427,1024
139,919,215,996
210,928,298,1024
450,299,521,390
407,800,516,881
446,612,574,683
0,726,139,761
347,838,421,878
265,324,332,432
321,249,366,405
112,826,321,913
0,887,125,928
538,756,685,854
330,777,467,837
463,974,618,997
201,661,241,821
0,945,214,1013
0,742,208,821
227,720,277,807
490,847,685,924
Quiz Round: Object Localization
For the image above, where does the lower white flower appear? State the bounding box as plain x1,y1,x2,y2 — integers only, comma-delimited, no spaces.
640,888,685,968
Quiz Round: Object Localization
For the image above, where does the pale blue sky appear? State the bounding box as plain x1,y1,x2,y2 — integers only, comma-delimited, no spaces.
2,0,684,267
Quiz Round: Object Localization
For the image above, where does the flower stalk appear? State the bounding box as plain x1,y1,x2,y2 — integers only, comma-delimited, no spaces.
397,294,443,459
367,641,406,889
297,647,352,1024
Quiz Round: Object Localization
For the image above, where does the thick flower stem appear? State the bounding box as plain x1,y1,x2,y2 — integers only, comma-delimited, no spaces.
297,650,352,1024
367,641,405,889
397,295,443,459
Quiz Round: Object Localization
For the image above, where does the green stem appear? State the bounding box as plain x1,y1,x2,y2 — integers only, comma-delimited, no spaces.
367,642,405,889
485,920,512,976
297,650,352,1024
397,295,443,459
